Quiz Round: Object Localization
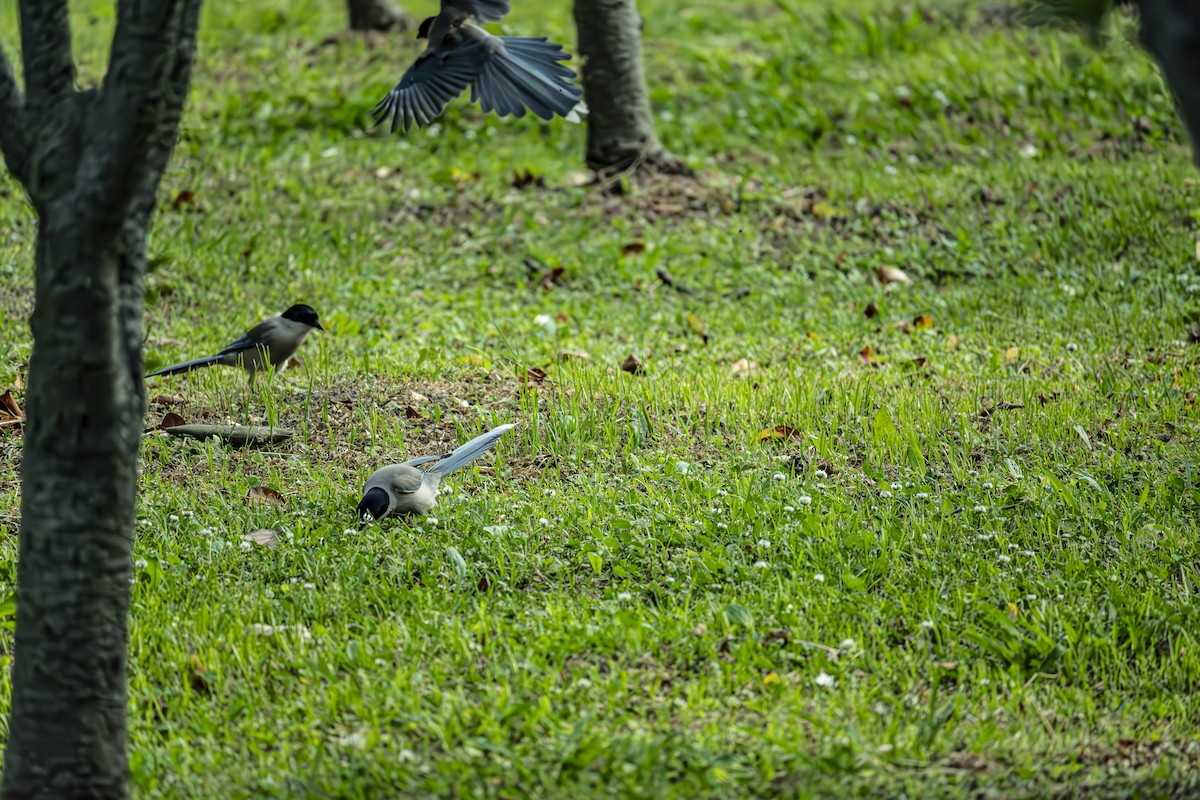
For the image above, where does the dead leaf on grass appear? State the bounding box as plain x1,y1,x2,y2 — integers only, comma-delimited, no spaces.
878,266,912,286
757,425,802,443
914,314,935,329
246,486,285,506
731,358,758,377
0,390,25,429
159,411,185,429
170,190,196,210
864,300,878,319
620,355,645,375
620,242,646,256
559,349,591,361
858,346,879,366
243,528,280,549
151,394,185,406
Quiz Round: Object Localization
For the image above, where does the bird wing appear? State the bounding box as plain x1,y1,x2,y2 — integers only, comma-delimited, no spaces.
372,43,485,133
216,319,273,356
367,463,427,495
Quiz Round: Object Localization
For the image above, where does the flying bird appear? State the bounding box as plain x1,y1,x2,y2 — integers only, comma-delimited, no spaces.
358,423,516,522
372,0,584,133
146,304,324,379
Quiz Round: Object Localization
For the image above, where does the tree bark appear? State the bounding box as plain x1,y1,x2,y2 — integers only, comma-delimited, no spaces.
347,0,412,32
572,0,685,174
1131,0,1200,166
0,0,203,797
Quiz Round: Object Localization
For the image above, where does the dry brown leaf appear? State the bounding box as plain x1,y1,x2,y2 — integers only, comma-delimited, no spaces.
686,313,709,344
151,394,185,406
757,425,802,443
620,355,645,375
858,346,879,366
410,391,430,404
523,367,548,385
731,358,758,377
189,655,212,694
0,390,23,420
159,411,185,429
170,190,196,210
864,300,878,319
246,486,285,506
559,350,592,361
620,242,646,256
404,406,424,420
650,203,685,215
243,528,280,549
892,320,912,335
914,314,935,329
563,170,592,187
539,266,565,290
878,266,912,285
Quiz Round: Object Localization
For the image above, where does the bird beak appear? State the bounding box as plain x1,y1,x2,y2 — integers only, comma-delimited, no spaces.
315,321,325,332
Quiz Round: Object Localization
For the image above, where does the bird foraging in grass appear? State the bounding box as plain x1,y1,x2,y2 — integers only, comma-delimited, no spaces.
358,423,516,523
146,304,324,379
372,0,585,133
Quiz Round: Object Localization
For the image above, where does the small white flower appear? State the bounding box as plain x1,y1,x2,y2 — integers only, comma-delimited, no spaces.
798,495,812,505
845,134,858,145
169,515,179,522
1025,594,1037,601
200,527,215,535
533,313,554,328
915,492,930,500
981,482,993,490
617,592,632,601
180,510,194,517
867,91,881,103
877,743,894,753
1021,550,1036,557
974,505,987,513
772,472,785,481
890,482,903,490
997,554,1011,564
919,620,935,630
664,576,675,584
539,517,550,526
426,516,439,526
375,658,388,667
1066,342,1078,352
884,165,898,175
815,469,828,479
783,505,795,512
979,678,991,686
757,539,771,548
717,489,728,496
134,558,149,569
880,490,892,498
754,560,769,569
676,462,690,475
303,583,315,590
575,678,593,689
1020,143,1039,159
839,638,857,651
342,529,357,536
138,519,152,528
814,671,836,688
716,522,727,529
813,573,825,583
240,541,253,551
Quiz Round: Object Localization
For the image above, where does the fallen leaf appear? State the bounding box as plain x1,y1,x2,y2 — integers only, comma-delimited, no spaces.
731,358,758,377
246,486,285,506
858,346,879,366
539,266,565,290
762,671,782,687
159,411,185,429
476,575,492,593
1004,346,1021,365
946,335,963,349
914,314,935,329
523,367,548,384
621,242,646,256
864,300,878,319
650,203,685,215
892,320,912,335
151,394,185,406
938,661,958,671
243,528,280,549
757,425,802,442
559,349,591,361
410,391,430,404
563,170,592,187
878,266,912,285
511,168,544,189
404,405,423,420
620,355,645,375
0,390,23,420
374,166,393,179
170,190,196,210
189,655,212,694
686,313,709,344
1007,602,1021,619
806,331,819,340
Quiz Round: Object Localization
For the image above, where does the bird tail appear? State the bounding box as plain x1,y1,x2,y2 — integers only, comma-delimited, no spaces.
473,37,583,120
146,355,223,378
428,423,516,478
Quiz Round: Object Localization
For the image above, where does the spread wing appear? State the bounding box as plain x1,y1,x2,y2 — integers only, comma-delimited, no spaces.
373,44,485,133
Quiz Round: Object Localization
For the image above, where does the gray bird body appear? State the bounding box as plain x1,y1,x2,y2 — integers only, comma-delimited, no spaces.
372,0,584,132
358,423,516,522
147,304,323,379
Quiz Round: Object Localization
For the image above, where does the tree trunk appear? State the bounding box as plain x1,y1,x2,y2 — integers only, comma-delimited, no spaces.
573,0,685,174
347,0,412,32
1132,0,1200,165
0,0,203,796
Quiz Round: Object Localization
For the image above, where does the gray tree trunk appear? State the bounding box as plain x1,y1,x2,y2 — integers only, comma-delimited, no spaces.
347,0,411,32
1132,0,1200,165
572,0,685,174
0,1,204,797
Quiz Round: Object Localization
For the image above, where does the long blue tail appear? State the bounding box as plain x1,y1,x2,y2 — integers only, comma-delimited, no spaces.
146,355,223,378
429,423,516,477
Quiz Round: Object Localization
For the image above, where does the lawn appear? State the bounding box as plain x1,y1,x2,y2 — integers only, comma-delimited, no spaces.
2,0,1200,797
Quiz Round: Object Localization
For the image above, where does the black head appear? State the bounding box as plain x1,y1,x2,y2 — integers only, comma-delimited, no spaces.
417,16,435,39
357,487,391,524
281,304,324,331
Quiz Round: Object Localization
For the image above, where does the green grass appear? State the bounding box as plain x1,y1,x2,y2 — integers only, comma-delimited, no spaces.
2,0,1200,797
